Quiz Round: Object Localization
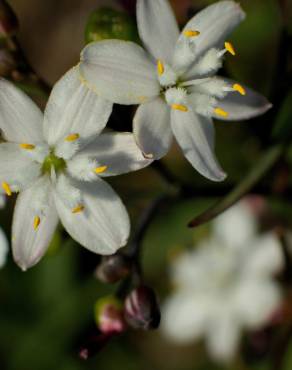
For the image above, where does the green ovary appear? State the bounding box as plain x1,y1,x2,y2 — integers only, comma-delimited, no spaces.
42,153,66,174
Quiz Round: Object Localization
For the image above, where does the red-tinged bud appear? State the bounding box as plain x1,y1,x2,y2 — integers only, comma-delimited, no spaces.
79,333,111,360
124,285,161,330
94,296,127,335
0,1,18,38
95,254,132,283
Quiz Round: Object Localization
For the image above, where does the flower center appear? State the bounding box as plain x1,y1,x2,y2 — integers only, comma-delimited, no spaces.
42,152,66,174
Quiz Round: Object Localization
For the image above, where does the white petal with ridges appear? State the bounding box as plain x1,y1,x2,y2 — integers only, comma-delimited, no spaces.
180,1,245,66
0,227,8,268
171,109,226,181
133,97,172,159
80,132,152,177
55,179,130,255
0,143,41,192
213,78,272,121
137,0,179,63
12,177,58,270
80,40,160,105
43,67,113,145
0,78,44,143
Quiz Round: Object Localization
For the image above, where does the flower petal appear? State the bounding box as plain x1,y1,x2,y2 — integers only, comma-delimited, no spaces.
12,177,59,270
55,179,130,255
136,0,179,63
0,143,41,191
79,40,160,105
212,201,256,248
214,78,272,121
133,97,172,159
161,292,212,343
171,109,226,181
0,227,8,269
245,234,283,277
206,312,241,363
0,78,44,143
235,278,282,328
180,1,245,62
43,67,113,145
79,132,152,177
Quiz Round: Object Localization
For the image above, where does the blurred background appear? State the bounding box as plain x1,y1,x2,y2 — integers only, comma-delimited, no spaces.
0,0,291,369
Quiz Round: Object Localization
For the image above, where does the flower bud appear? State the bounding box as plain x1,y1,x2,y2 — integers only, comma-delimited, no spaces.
94,296,127,335
124,285,161,330
95,254,132,284
0,1,18,38
85,7,138,44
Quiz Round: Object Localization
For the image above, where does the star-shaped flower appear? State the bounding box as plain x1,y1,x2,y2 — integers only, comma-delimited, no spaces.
79,0,272,181
0,68,150,270
161,200,283,362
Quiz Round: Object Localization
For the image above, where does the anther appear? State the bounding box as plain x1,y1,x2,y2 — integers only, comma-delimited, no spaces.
233,83,246,96
225,42,236,56
19,143,36,150
65,133,80,142
214,107,229,117
171,104,188,112
94,166,108,174
157,60,164,76
2,182,12,196
183,29,200,38
72,205,84,214
33,216,41,230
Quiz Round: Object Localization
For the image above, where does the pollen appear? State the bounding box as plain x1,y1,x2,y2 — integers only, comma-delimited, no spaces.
72,205,84,214
171,104,188,112
33,216,41,230
157,60,165,76
214,107,229,117
65,133,80,142
94,166,108,174
183,29,200,38
2,182,12,196
225,42,236,56
233,83,246,96
19,143,36,150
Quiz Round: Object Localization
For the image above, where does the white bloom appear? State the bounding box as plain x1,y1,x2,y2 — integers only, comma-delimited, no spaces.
79,0,272,182
0,195,8,268
161,201,283,363
0,67,151,271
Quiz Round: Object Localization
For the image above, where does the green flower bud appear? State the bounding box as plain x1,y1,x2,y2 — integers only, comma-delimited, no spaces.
85,7,138,44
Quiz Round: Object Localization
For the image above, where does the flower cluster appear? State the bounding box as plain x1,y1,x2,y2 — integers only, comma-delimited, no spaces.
0,0,271,271
161,200,283,362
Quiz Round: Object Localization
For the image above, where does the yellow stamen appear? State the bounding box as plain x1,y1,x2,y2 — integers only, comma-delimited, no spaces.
225,41,236,56
72,205,84,214
183,29,200,38
2,182,12,196
157,60,164,76
33,216,41,230
65,133,80,142
214,107,229,117
171,104,188,112
19,143,35,150
94,166,108,174
233,83,246,96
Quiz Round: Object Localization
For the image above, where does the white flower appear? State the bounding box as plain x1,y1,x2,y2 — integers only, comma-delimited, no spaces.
0,67,151,271
0,195,8,268
79,0,272,182
161,200,283,363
